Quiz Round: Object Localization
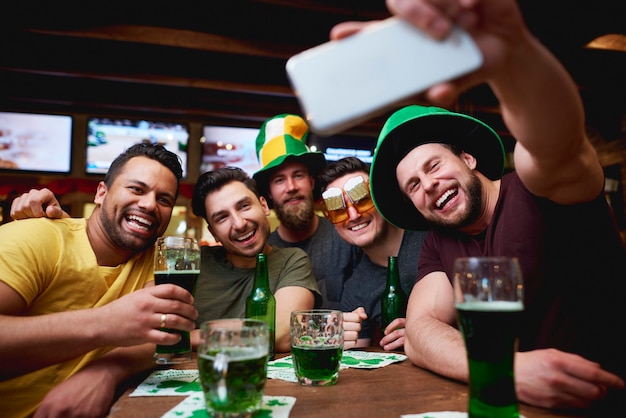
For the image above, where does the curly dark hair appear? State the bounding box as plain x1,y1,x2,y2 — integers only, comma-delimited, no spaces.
192,166,259,221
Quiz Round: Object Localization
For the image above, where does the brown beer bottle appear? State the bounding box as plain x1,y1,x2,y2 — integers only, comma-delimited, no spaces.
381,256,407,330
245,253,276,359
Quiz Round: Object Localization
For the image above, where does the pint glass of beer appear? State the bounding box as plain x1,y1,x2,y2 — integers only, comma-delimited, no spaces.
453,257,524,418
153,236,200,364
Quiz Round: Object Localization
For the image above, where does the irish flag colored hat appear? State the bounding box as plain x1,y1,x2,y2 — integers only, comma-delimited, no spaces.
253,114,327,205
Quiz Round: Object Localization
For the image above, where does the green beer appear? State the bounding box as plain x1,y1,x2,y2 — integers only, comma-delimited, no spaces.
154,270,199,355
198,347,268,416
291,345,343,385
456,301,523,418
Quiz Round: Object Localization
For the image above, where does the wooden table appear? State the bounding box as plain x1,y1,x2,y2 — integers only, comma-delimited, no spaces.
108,350,585,418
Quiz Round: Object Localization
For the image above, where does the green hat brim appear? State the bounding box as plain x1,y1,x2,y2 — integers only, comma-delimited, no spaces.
253,152,327,206
370,106,505,231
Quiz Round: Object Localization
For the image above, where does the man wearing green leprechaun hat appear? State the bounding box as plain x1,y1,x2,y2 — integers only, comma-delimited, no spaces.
252,114,363,313
330,0,625,414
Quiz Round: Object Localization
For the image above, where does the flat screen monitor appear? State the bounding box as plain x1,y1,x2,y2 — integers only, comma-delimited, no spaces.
199,126,376,179
200,125,262,176
86,117,189,177
0,111,73,173
322,147,374,163
309,133,376,164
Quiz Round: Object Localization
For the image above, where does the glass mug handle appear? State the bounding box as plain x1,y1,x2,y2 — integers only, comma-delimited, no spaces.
213,352,229,403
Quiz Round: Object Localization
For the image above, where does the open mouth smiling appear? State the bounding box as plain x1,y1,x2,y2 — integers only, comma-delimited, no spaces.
235,229,255,242
349,221,369,232
435,188,458,210
126,214,153,231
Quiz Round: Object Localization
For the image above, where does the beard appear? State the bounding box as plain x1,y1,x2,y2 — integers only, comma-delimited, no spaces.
99,206,155,254
428,172,483,231
273,197,315,231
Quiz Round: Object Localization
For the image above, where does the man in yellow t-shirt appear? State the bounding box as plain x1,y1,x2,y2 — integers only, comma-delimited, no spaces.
0,144,198,418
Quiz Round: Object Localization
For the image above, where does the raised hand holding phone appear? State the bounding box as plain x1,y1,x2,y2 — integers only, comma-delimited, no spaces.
286,17,483,136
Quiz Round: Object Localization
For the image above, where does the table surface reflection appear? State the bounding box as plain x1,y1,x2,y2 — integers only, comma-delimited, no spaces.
108,349,586,418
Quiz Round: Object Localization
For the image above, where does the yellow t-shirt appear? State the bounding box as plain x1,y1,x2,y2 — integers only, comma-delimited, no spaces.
0,218,154,418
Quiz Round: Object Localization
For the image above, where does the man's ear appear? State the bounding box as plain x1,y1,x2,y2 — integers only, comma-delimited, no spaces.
258,196,271,216
93,181,107,205
207,224,221,244
461,152,478,170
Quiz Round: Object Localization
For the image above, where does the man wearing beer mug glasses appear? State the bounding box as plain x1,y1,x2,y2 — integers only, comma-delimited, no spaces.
321,174,375,224
319,157,426,352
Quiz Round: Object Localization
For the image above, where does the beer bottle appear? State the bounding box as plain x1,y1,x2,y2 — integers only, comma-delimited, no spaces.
381,256,407,330
245,253,276,359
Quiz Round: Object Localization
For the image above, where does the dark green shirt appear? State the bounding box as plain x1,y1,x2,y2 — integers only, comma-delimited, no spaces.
194,245,321,326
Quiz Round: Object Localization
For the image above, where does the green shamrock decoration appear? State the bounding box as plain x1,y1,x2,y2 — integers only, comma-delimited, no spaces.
266,399,287,407
341,355,384,366
157,379,202,393
269,360,293,368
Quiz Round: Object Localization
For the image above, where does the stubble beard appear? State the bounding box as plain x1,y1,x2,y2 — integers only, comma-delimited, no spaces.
274,198,315,231
228,221,271,258
428,172,483,231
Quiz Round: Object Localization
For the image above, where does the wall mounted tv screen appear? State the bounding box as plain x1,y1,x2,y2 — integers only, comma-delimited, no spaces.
308,133,376,164
86,117,189,177
0,111,73,173
199,125,376,178
200,125,262,176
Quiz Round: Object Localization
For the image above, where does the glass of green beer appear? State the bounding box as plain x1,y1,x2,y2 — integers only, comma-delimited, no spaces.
198,319,269,417
153,236,200,364
453,256,524,418
290,309,344,386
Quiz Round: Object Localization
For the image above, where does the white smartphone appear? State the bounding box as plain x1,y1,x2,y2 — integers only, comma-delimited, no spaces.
286,17,483,136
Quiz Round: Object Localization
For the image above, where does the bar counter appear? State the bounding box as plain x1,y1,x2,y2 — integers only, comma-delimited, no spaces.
108,349,585,418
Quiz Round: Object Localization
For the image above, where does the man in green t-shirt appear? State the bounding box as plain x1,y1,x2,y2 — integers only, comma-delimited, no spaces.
189,166,320,353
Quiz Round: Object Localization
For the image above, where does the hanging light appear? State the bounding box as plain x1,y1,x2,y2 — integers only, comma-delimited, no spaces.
585,34,626,52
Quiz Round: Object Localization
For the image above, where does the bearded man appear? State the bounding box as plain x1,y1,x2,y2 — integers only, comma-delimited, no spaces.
253,114,360,310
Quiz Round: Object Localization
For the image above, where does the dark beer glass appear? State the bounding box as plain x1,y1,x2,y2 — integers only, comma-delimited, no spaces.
453,257,524,418
153,236,200,364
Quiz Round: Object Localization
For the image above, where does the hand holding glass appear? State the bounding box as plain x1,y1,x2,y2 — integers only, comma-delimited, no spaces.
453,257,524,418
290,309,343,386
198,319,269,417
154,236,200,364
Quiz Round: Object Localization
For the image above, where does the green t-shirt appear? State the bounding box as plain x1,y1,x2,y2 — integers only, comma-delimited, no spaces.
194,245,321,325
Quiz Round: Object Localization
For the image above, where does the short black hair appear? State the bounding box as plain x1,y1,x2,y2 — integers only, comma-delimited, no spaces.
104,143,183,196
192,167,259,221
318,156,370,193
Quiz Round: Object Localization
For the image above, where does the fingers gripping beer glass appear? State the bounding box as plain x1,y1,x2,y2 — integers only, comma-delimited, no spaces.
154,236,200,364
453,257,524,418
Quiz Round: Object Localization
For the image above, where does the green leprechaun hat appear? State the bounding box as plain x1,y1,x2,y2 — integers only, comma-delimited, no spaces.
370,105,505,231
